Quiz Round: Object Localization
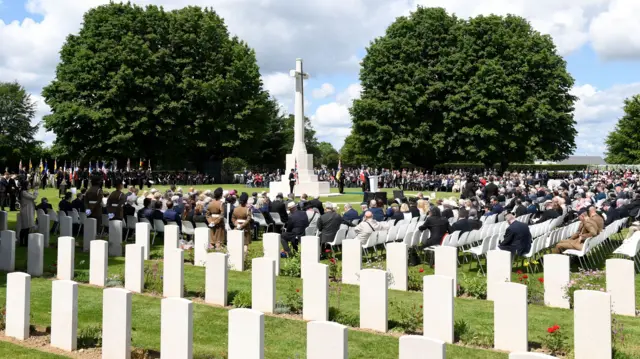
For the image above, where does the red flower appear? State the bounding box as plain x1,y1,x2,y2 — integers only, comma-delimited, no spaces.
522,274,528,279
517,270,523,274
553,324,560,331
538,277,544,283
296,289,300,293
419,305,423,309
419,268,424,273
519,278,523,282
325,249,331,253
329,258,336,264
547,327,555,333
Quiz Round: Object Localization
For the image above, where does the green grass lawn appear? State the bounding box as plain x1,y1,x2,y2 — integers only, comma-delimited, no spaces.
1,186,639,358
0,341,68,358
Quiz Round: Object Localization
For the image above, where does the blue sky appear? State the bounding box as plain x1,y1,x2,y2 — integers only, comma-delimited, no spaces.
2,0,640,158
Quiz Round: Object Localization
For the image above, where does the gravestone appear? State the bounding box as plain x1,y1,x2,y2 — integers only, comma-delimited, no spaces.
399,335,445,359
494,282,528,352
227,230,245,271
0,230,16,271
574,290,612,359
251,258,275,313
303,263,328,321
307,321,347,359
0,211,7,231
57,236,75,280
606,258,635,316
135,222,151,260
38,213,50,247
60,215,72,237
359,269,388,332
108,220,124,257
125,244,144,293
301,235,319,279
51,280,78,351
102,288,132,359
487,250,511,301
510,353,559,359
164,224,179,250
27,233,44,276
205,252,228,306
543,254,570,309
435,246,458,297
342,239,361,285
386,242,408,291
262,233,281,276
161,298,193,359
423,275,454,343
228,309,264,359
83,217,96,252
6,272,30,340
163,248,184,298
90,240,108,286
194,227,209,267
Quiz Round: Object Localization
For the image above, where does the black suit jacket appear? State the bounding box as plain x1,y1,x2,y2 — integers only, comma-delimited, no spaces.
483,183,499,199
285,210,309,236
538,209,560,223
419,216,451,246
389,211,404,225
499,221,532,256
514,205,527,217
342,209,360,223
270,200,288,223
442,208,454,219
304,199,325,215
317,212,343,244
604,207,620,226
451,218,473,234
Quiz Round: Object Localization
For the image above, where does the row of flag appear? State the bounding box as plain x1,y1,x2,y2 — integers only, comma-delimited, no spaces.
17,158,152,174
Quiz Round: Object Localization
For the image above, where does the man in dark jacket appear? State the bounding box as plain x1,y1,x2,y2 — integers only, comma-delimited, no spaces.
499,214,532,258
537,201,560,223
281,202,309,256
602,201,620,226
451,209,473,234
418,207,451,247
367,200,385,222
317,202,343,245
58,192,74,215
513,199,527,217
270,193,289,224
304,196,324,215
342,203,360,223
483,177,499,200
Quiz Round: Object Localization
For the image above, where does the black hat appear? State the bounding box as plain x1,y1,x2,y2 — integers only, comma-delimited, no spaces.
239,192,249,204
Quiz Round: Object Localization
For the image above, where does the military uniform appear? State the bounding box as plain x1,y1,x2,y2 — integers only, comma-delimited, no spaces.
84,185,103,229
206,199,225,248
107,189,126,221
232,205,253,245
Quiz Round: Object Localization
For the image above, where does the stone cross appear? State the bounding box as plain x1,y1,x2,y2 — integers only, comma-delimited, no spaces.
290,58,310,155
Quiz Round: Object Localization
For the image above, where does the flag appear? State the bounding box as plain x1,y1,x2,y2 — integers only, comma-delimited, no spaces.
139,158,143,168
54,159,57,171
338,158,342,170
127,158,130,172
19,160,22,171
39,159,43,173
29,159,32,171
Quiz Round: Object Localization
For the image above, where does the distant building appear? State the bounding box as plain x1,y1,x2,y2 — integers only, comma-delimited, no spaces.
535,156,607,165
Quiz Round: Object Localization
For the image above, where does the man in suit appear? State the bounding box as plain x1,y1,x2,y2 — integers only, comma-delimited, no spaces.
367,200,385,222
304,196,325,215
602,201,620,226
163,200,182,230
537,200,560,223
499,213,532,258
7,174,18,211
483,177,499,200
317,202,343,245
281,202,309,256
512,199,527,217
553,208,600,254
490,197,504,215
58,192,74,215
451,209,473,234
72,190,86,212
270,193,288,225
342,203,359,223
418,207,451,247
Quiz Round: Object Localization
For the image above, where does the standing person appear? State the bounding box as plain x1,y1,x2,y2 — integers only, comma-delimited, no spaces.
206,187,225,249
0,172,8,211
18,181,38,246
232,193,253,253
7,174,18,211
288,169,296,195
107,181,126,221
84,176,104,230
336,168,345,194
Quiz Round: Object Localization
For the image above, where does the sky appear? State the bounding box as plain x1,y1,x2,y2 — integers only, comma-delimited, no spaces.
2,0,640,157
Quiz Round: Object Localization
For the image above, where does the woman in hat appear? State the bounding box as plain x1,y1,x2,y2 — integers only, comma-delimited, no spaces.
232,192,253,253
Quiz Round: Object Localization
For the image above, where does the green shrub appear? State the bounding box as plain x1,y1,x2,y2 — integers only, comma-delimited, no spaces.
231,290,252,308
78,324,102,348
281,285,303,314
390,300,423,334
407,268,424,291
563,268,606,308
454,319,493,348
281,253,302,277
144,261,163,294
458,273,487,299
329,307,359,327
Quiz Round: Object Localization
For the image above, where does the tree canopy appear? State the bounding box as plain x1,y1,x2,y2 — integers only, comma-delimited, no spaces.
605,95,640,164
350,7,577,170
43,3,280,169
0,81,40,168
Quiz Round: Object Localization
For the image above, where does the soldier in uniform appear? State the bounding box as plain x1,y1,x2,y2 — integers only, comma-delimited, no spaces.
84,175,104,231
81,168,89,189
231,192,253,253
206,187,225,249
107,179,126,221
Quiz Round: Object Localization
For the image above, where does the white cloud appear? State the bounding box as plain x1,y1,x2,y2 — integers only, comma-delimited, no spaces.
589,0,640,59
311,84,361,150
311,83,335,99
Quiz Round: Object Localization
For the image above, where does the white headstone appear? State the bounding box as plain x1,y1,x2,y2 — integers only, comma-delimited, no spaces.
307,321,347,359
193,227,209,267
160,298,193,359
574,290,612,359
0,211,7,231
83,217,96,252
399,335,445,359
301,236,319,279
262,233,281,276
606,258,636,316
205,252,228,306
109,220,123,257
303,263,328,321
27,233,44,276
135,222,150,260
125,244,144,293
0,230,16,272
342,239,361,285
543,254,570,309
359,269,388,332
57,236,75,281
102,288,132,359
228,309,264,359
251,258,275,313
510,353,559,359
15,212,21,235
487,250,511,301
59,215,72,237
38,213,50,247
435,246,457,297
164,224,179,250
423,275,454,343
386,242,408,291
6,272,30,340
90,240,108,286
494,282,528,352
51,280,78,351
163,248,184,298
227,230,245,271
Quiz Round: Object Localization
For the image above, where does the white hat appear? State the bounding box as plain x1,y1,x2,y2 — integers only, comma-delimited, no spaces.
287,202,296,209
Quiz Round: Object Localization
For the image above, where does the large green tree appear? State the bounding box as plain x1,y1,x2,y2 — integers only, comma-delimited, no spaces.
605,95,640,164
351,7,577,170
0,81,40,169
43,3,278,169
316,141,339,168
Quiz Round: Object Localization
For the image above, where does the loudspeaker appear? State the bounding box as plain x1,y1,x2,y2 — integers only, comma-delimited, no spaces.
363,191,388,204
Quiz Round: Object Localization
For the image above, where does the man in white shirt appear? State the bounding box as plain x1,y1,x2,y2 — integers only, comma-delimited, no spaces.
354,211,390,244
